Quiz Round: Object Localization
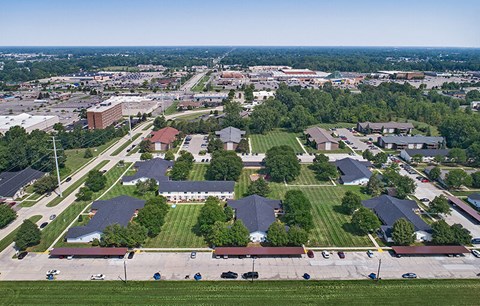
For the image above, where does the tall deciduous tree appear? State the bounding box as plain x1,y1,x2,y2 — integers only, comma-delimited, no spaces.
265,145,300,182
206,150,243,181
197,197,227,236
267,221,289,246
85,170,106,192
283,190,313,231
445,169,472,189
136,197,170,237
351,207,381,235
0,205,16,228
15,219,41,251
428,195,451,215
246,178,270,197
341,191,362,215
366,175,382,196
392,218,415,246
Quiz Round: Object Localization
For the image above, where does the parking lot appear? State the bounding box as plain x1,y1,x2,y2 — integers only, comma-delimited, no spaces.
1,250,479,281
183,134,208,155
336,128,381,154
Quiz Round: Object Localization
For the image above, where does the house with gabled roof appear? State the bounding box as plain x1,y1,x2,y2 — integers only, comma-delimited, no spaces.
122,158,173,185
227,195,283,243
215,126,246,151
0,167,47,200
305,127,339,151
149,126,179,151
362,195,432,242
335,158,372,185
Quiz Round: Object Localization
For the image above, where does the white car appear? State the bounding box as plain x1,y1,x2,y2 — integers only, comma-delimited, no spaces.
46,270,60,275
322,250,330,258
67,255,74,260
367,250,374,258
472,250,480,258
90,274,105,280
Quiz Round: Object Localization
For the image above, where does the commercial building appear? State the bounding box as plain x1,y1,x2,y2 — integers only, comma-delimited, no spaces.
400,149,450,163
378,135,445,150
227,195,283,243
158,181,235,202
149,127,180,151
253,91,275,100
362,195,432,242
65,196,145,243
215,126,246,151
0,113,59,134
0,167,47,200
86,99,123,129
305,127,339,151
357,122,414,134
335,158,372,185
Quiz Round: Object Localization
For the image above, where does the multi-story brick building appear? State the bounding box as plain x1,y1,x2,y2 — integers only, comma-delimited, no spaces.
86,100,123,129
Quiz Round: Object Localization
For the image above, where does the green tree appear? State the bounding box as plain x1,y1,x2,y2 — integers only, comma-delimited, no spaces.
287,225,309,246
448,148,467,164
265,145,300,182
471,172,480,188
283,190,313,231
136,198,170,237
83,148,93,158
32,175,57,194
267,221,289,246
15,219,41,251
450,223,472,245
309,157,338,181
206,150,243,181
235,138,249,153
351,207,381,235
207,221,230,246
207,137,224,153
246,178,270,197
428,195,451,215
229,220,250,246
224,206,234,221
428,166,442,181
135,178,158,195
140,152,153,160
125,222,148,247
197,197,226,235
164,150,175,161
431,220,454,245
366,175,382,196
373,152,388,168
138,139,152,153
85,170,106,192
153,115,167,130
391,218,415,246
75,186,93,201
362,149,374,161
170,161,192,181
288,105,314,132
445,169,471,189
0,205,16,228
410,154,423,165
341,191,362,215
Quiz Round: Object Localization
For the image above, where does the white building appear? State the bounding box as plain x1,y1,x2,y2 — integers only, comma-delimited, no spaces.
102,96,159,116
253,91,275,101
158,181,235,202
0,113,59,134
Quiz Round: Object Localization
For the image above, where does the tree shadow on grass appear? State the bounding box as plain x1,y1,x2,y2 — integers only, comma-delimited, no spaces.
342,222,367,237
333,204,350,215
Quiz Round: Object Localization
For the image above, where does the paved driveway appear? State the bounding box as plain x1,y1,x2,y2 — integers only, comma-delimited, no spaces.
336,128,382,154
184,134,208,155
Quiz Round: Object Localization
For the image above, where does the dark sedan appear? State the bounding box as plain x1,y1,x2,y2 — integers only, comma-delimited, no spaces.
221,271,238,279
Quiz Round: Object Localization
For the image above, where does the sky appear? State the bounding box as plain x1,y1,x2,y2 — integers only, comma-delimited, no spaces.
0,0,479,47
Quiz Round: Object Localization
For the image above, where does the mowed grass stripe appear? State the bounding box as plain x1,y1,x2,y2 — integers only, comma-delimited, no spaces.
188,163,207,181
250,130,303,153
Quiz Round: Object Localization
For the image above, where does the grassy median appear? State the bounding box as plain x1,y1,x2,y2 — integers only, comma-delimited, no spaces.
0,279,478,305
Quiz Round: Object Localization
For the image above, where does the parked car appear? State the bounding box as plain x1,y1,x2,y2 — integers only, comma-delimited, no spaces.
40,222,48,229
307,250,315,258
471,238,480,244
242,272,259,279
49,214,57,220
17,251,28,260
420,198,429,202
472,250,480,258
367,250,374,258
337,251,346,259
90,274,105,280
402,273,417,279
421,178,430,183
190,251,197,259
127,251,135,259
221,271,238,279
67,255,74,260
46,270,60,275
322,250,330,259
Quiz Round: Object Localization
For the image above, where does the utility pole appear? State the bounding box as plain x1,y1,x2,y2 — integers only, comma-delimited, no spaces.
52,136,63,197
124,260,127,284
128,115,132,140
377,259,382,281
251,257,255,283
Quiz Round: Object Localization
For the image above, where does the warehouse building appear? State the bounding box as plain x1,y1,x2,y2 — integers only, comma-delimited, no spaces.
0,113,59,134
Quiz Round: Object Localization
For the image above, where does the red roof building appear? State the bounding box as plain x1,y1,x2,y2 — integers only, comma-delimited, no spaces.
149,127,179,151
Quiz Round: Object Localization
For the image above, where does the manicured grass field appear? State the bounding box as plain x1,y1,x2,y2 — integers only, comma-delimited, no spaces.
312,122,355,129
1,280,478,305
175,110,211,121
111,133,141,156
250,129,304,153
0,215,42,253
164,101,179,115
191,74,210,92
144,204,206,248
142,122,153,131
31,162,131,252
187,163,207,181
235,168,257,199
268,183,372,247
288,164,332,185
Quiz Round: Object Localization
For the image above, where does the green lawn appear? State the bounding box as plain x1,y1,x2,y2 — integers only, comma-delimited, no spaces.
250,129,304,153
288,164,332,185
191,74,210,92
175,110,211,121
46,160,110,207
31,162,131,252
142,122,153,131
0,280,478,305
187,163,207,181
235,168,257,199
111,133,141,156
312,122,355,129
0,215,42,253
164,101,179,115
268,183,373,247
144,204,206,248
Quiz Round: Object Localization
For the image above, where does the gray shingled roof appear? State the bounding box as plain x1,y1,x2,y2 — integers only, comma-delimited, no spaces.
215,126,245,144
335,158,372,184
227,195,281,233
403,149,450,157
305,127,338,144
0,167,46,198
380,135,445,145
359,122,414,130
66,195,145,239
122,158,173,184
468,193,480,201
158,180,235,193
362,195,431,232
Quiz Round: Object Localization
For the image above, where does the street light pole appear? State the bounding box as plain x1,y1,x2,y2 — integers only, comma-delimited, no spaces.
377,259,382,281
252,257,255,283
124,260,127,284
